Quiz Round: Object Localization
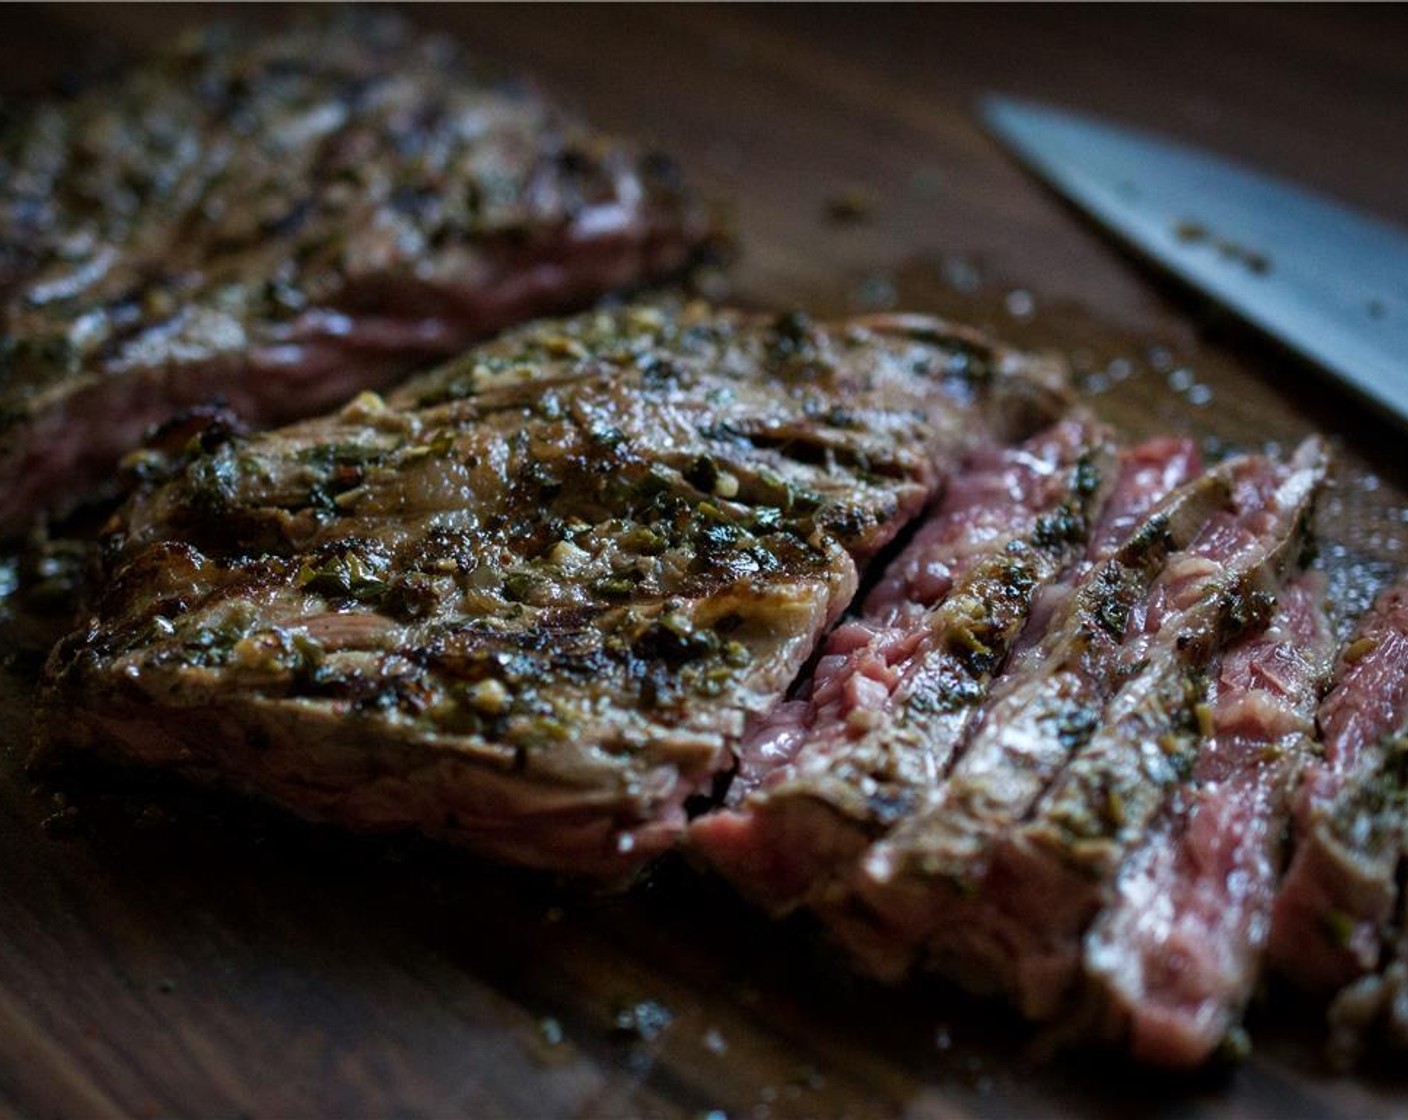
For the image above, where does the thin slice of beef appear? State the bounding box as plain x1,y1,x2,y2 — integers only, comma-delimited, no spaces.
34,301,1068,881
1085,573,1335,1068
851,440,1327,997
0,11,708,535
1321,731,1408,1065
1012,436,1203,667
1269,582,1408,994
689,415,1116,913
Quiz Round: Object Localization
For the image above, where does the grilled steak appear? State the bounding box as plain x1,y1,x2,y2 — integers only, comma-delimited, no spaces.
1269,581,1408,994
0,12,707,535
34,300,1067,879
850,440,1327,1002
690,416,1116,913
1085,573,1334,1067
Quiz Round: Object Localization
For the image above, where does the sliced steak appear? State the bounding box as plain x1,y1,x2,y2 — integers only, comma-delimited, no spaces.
846,454,1236,979
851,440,1327,995
0,12,708,535
34,301,1068,880
689,415,1116,913
1085,573,1335,1067
1269,581,1408,993
1322,731,1408,1064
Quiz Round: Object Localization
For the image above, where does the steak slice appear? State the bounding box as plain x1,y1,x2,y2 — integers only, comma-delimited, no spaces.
689,415,1117,914
1085,573,1334,1067
1319,733,1408,1065
0,11,707,535
1010,436,1203,670
34,301,1068,880
851,440,1327,995
1269,581,1408,994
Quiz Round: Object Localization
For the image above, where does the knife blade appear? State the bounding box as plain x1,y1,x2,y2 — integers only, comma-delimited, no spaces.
980,95,1408,423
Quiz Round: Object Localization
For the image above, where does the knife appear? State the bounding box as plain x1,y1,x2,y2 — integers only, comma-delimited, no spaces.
980,95,1408,423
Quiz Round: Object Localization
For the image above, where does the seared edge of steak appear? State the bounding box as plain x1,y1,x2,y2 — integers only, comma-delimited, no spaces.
0,11,709,534
1084,572,1334,1067
850,440,1326,997
689,415,1115,913
1321,730,1408,1064
1269,581,1408,993
34,301,1068,879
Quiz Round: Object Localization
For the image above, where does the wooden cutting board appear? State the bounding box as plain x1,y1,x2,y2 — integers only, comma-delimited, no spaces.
4,6,1407,1117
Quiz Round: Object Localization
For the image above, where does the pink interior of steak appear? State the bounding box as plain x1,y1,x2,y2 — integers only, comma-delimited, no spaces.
1085,437,1202,560
1121,449,1304,650
857,422,1094,624
1087,573,1333,1067
691,435,1193,935
1307,585,1408,812
988,447,1324,1020
1269,581,1408,992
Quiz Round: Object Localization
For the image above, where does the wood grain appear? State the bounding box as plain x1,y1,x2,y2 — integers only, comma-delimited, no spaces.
3,5,1408,1117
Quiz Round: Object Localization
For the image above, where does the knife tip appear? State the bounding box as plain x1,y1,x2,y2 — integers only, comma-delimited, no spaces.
976,93,1043,141
976,92,1016,126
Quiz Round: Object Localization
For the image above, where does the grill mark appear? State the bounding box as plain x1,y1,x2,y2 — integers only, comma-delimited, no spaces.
719,424,917,481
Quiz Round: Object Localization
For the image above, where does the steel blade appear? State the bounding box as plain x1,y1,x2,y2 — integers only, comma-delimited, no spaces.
982,95,1408,422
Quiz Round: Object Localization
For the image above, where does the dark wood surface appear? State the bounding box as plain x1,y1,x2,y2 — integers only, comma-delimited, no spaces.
4,4,1408,1117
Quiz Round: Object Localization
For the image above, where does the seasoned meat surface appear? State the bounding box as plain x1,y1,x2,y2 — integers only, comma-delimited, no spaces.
0,11,707,534
35,300,1068,879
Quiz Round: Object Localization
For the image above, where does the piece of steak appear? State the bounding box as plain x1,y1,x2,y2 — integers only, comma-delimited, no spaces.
850,440,1327,997
1010,436,1203,669
0,11,708,536
1321,731,1408,1065
1085,573,1335,1068
1268,581,1408,994
689,415,1116,914
33,301,1068,880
